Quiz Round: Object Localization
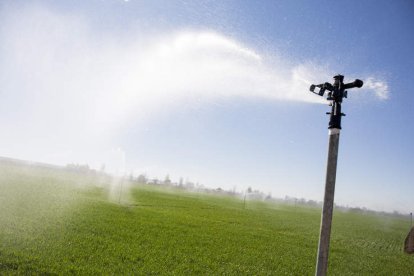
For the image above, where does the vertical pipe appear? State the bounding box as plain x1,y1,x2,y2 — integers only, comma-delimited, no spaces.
118,179,123,204
316,128,340,276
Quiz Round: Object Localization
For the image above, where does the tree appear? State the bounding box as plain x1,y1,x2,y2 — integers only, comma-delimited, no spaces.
164,174,171,185
137,174,147,184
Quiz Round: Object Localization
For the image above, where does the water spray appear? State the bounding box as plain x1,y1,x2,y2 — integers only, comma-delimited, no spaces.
310,74,363,276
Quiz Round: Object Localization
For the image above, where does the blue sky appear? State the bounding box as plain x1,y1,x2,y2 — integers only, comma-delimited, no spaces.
0,0,413,212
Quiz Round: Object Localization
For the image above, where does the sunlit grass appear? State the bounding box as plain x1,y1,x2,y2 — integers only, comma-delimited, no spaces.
0,161,412,274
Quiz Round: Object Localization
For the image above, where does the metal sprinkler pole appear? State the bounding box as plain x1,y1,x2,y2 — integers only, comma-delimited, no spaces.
309,75,363,276
316,127,340,276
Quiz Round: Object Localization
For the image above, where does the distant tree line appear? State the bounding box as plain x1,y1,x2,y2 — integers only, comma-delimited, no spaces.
63,162,411,218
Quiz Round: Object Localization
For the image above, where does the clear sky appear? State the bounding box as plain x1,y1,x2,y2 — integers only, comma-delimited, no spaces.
0,0,413,213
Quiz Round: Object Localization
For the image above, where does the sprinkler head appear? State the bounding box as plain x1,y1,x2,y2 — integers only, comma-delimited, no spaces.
344,79,363,89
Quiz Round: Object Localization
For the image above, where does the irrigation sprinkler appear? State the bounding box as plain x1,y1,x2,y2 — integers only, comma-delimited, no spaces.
405,212,414,254
118,179,124,204
310,75,363,276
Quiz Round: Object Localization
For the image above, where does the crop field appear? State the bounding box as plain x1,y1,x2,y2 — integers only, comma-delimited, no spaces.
0,160,412,275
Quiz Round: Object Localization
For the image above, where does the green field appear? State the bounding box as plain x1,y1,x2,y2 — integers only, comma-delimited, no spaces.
0,160,412,275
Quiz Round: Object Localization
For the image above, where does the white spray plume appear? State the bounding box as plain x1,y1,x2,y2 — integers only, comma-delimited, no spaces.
363,77,389,100
0,5,389,167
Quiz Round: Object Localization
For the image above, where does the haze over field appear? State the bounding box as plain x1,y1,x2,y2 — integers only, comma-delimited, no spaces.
0,1,413,213
1,161,411,274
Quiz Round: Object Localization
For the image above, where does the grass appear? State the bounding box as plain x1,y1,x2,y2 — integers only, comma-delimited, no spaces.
0,160,412,275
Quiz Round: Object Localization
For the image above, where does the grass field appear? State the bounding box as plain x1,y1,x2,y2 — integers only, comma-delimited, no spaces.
0,159,412,275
